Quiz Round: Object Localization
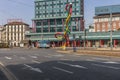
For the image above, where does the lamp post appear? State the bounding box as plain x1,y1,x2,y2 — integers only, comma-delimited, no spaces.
110,12,113,50
84,28,86,49
83,20,86,49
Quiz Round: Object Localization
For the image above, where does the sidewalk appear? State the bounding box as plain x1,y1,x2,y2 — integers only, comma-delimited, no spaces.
57,48,120,57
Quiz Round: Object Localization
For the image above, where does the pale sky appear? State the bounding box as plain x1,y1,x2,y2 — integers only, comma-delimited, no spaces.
0,0,120,27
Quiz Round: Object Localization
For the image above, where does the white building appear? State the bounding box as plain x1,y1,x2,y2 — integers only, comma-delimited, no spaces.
3,21,29,47
0,26,3,43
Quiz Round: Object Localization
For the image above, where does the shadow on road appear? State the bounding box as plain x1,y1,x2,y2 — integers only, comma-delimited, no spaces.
5,60,120,80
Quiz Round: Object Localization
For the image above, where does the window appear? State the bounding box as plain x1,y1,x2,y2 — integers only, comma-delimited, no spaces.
102,29,105,32
43,28,48,32
113,22,116,28
57,1,59,4
76,12,79,15
102,23,105,28
36,7,39,10
53,1,56,4
57,27,62,32
115,17,119,21
76,3,79,6
43,7,45,9
97,24,100,30
97,30,100,32
36,3,38,5
113,29,116,31
50,27,55,32
107,23,110,29
119,22,120,27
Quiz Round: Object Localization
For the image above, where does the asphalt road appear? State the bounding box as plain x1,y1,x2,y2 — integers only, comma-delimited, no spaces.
0,48,120,80
0,69,8,80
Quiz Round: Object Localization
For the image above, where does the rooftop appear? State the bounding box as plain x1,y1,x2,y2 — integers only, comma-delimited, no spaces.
4,21,29,26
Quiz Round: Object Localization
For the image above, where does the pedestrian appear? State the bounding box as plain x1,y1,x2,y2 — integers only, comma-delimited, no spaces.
28,40,32,49
73,40,76,52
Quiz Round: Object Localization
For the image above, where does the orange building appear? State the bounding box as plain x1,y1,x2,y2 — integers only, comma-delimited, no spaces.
94,14,120,32
94,5,120,32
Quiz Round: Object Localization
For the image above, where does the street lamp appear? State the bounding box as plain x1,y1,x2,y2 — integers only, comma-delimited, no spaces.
83,20,86,49
84,28,86,49
110,12,113,50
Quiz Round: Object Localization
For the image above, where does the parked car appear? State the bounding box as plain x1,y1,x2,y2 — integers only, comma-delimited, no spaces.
38,40,50,48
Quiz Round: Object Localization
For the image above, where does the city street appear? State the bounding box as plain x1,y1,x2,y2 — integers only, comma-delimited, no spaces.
0,48,120,80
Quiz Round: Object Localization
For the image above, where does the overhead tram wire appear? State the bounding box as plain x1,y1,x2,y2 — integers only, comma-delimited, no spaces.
6,0,34,7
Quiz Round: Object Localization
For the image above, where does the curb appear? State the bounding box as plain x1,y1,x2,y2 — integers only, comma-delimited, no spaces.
57,50,120,58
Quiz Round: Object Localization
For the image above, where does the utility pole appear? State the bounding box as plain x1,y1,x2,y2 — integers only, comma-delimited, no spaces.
83,20,86,49
84,28,86,49
110,12,113,51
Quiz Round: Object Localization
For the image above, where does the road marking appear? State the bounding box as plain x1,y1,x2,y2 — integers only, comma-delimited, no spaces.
53,54,64,57
53,66,73,74
92,58,109,61
47,54,64,58
0,62,18,80
44,56,52,58
102,61,120,64
5,56,12,60
32,60,41,64
85,59,95,62
30,56,37,59
60,58,70,61
20,57,26,60
58,61,87,69
92,63,120,70
74,54,84,56
23,64,42,73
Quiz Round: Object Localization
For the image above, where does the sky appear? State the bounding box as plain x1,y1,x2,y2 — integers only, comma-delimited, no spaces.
0,0,120,27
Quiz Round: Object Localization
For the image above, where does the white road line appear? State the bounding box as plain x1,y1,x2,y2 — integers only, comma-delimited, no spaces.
5,56,12,60
53,66,73,74
23,64,42,73
85,59,95,62
20,57,26,60
0,62,18,80
58,61,87,69
60,58,70,61
32,60,41,64
92,58,109,61
44,56,52,58
30,56,37,59
47,54,64,57
102,61,120,64
53,54,64,57
74,54,84,56
92,63,120,70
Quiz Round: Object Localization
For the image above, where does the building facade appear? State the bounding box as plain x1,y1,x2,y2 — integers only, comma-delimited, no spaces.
85,5,120,48
29,0,84,46
3,20,29,47
0,25,3,43
94,5,120,32
33,0,84,33
26,4,120,48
